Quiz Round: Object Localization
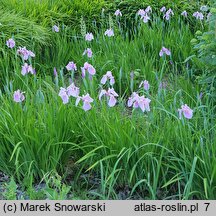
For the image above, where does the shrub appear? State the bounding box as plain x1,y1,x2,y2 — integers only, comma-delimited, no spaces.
191,5,216,102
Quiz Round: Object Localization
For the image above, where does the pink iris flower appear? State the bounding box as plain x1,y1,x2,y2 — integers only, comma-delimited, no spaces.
85,33,94,41
160,6,166,13
178,104,193,119
59,83,80,104
163,9,174,20
67,83,80,97
114,9,122,16
142,14,150,23
83,48,93,58
104,29,114,37
137,7,151,21
127,92,139,108
66,61,77,71
99,88,118,107
100,71,115,85
6,38,15,48
58,88,69,104
21,63,35,75
159,47,171,57
193,12,204,20
13,90,25,103
52,25,59,32
181,11,188,17
17,47,35,60
76,93,94,111
81,62,96,77
137,96,151,112
139,80,150,91
137,9,146,17
145,6,152,13
128,92,151,112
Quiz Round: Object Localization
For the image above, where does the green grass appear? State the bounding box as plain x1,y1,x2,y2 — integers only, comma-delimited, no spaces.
0,0,215,200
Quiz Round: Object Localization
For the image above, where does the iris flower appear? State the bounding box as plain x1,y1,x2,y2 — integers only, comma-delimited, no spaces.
139,80,150,91
100,71,115,85
6,38,15,48
52,25,59,32
81,62,96,78
193,12,204,20
21,63,35,75
58,83,80,104
137,9,146,17
76,93,94,111
85,33,94,41
13,90,25,103
145,6,152,13
114,9,122,16
17,47,35,60
66,61,77,71
163,9,174,20
160,6,166,13
58,88,69,104
99,88,118,107
142,14,150,23
67,83,80,98
128,92,151,112
159,47,171,57
178,104,193,119
137,7,151,22
181,11,188,17
104,29,114,37
83,48,93,58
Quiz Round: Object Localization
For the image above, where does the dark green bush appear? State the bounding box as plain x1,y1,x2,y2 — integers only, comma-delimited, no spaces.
0,0,212,33
194,8,216,68
191,5,216,102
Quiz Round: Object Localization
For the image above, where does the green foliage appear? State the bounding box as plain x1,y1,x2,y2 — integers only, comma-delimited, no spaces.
43,172,71,200
0,8,50,45
193,8,216,68
190,5,216,102
0,0,106,31
105,0,210,38
0,0,211,37
3,177,17,200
